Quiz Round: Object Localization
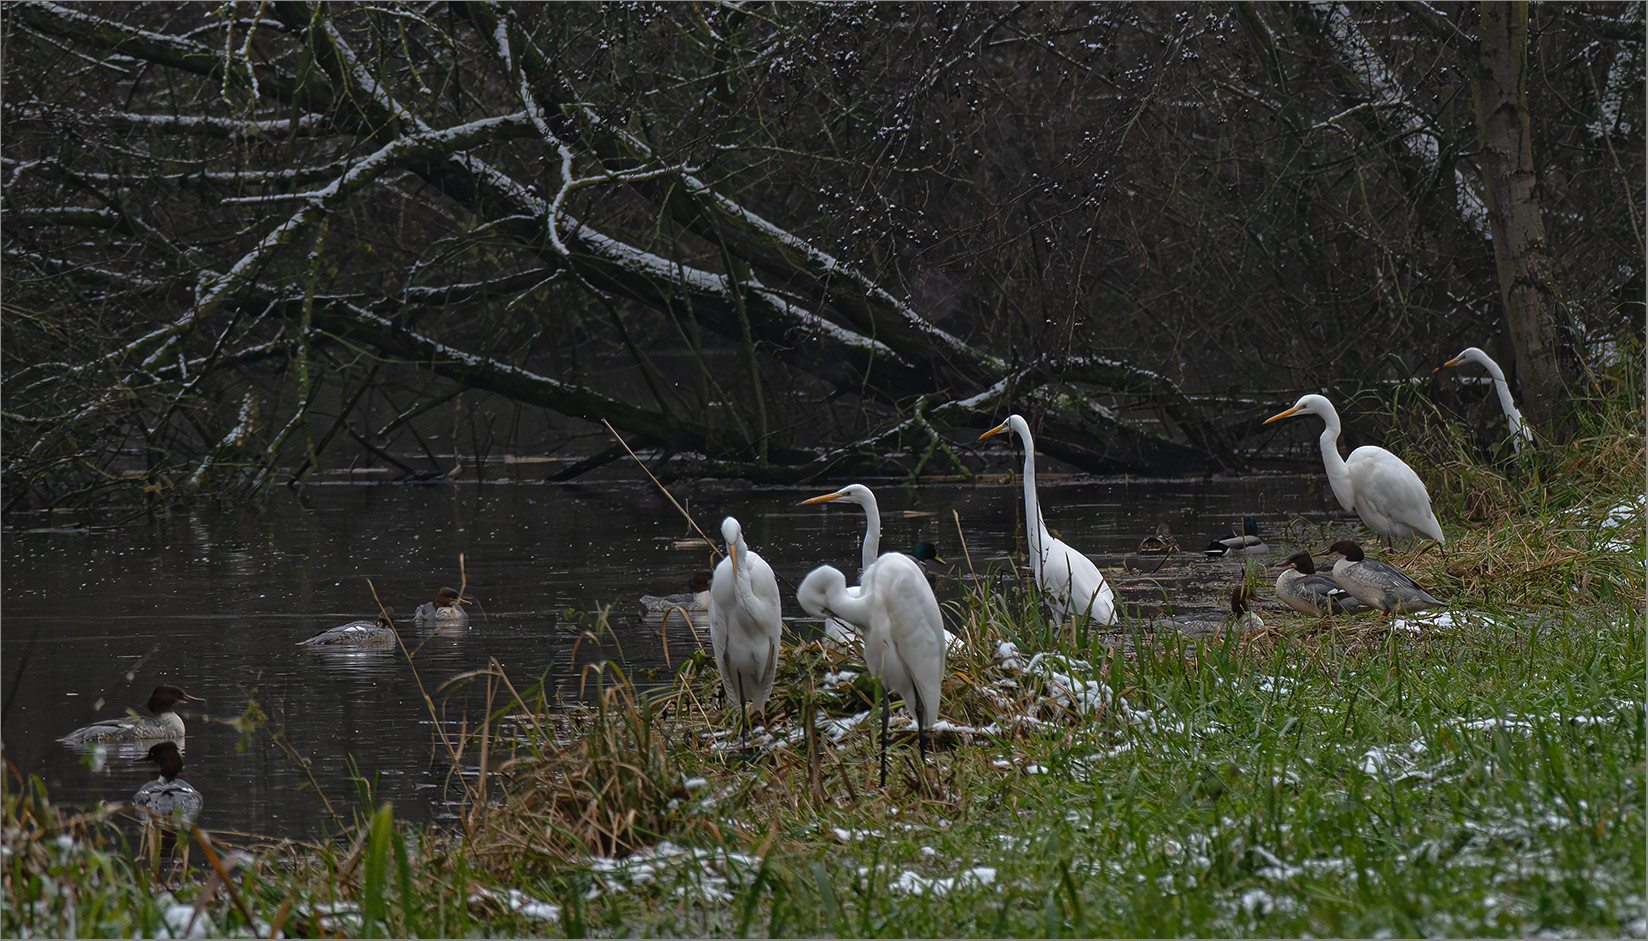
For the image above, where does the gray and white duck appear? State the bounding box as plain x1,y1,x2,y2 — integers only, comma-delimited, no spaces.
414,586,469,626
58,685,207,747
133,741,203,826
298,609,398,648
1320,539,1443,615
1274,550,1366,617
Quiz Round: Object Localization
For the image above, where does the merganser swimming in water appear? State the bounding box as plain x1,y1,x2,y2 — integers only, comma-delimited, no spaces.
133,741,203,826
298,609,398,648
1204,517,1267,556
1320,540,1443,615
1274,550,1366,616
640,570,713,613
58,685,206,746
414,587,469,626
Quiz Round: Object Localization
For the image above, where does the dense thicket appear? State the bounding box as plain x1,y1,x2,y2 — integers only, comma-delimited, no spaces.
2,2,1640,508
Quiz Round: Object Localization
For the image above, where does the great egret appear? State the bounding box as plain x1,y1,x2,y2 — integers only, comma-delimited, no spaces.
1264,394,1445,546
801,485,960,651
298,610,397,648
796,552,945,787
1274,550,1365,616
979,415,1117,627
58,685,207,746
414,587,469,626
1319,539,1442,615
708,516,783,734
134,741,203,826
1204,517,1267,556
641,570,713,613
1439,346,1535,452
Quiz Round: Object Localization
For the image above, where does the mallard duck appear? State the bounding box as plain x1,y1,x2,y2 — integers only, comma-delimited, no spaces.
1204,516,1267,556
1138,522,1179,555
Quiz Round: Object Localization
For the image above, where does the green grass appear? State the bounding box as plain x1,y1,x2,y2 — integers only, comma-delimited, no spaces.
4,367,1644,938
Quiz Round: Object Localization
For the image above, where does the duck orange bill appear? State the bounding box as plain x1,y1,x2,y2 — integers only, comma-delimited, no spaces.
1262,405,1303,424
978,421,1009,439
181,692,206,703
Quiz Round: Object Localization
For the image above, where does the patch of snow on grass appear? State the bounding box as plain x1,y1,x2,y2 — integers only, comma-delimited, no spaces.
887,865,997,897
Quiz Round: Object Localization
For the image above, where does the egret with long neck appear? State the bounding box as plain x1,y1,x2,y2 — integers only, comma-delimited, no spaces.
1440,346,1534,452
1264,394,1444,546
980,414,1116,627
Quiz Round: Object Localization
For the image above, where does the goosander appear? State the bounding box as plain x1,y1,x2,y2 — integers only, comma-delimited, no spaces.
414,586,469,626
59,685,206,746
1161,585,1264,638
1274,550,1365,616
1204,517,1267,556
1320,540,1442,615
298,609,398,648
640,570,713,613
133,741,203,826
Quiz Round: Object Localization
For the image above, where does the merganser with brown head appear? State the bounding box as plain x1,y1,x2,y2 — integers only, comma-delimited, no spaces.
299,609,398,648
133,741,203,826
1320,540,1442,615
1274,550,1366,617
58,685,206,746
414,587,469,626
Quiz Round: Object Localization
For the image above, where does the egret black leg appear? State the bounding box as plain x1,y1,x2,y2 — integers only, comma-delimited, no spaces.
737,672,750,747
911,685,929,793
878,681,889,789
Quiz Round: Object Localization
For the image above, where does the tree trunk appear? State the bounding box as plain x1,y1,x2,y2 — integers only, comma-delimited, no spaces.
1471,1,1581,439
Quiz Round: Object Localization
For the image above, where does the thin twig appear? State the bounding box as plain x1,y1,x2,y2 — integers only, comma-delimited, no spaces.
601,419,722,560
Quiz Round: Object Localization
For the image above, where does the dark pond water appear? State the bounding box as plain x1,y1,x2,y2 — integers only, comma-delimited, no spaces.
2,469,1340,845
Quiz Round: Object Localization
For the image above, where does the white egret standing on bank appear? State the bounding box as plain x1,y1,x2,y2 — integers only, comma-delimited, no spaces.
797,553,945,787
1264,394,1445,546
708,516,783,737
1438,346,1535,453
979,415,1117,627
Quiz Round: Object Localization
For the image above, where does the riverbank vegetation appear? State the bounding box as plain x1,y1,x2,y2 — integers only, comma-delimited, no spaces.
5,370,1641,937
4,3,1641,508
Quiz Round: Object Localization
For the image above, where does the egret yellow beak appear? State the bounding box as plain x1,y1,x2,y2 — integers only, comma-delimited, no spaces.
1442,355,1465,368
728,544,738,581
978,420,1009,440
800,490,844,505
1263,405,1302,425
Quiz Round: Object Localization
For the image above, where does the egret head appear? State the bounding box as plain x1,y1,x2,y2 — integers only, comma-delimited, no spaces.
1442,346,1488,369
801,483,874,509
1264,394,1333,426
795,564,847,620
978,413,1029,441
720,516,743,579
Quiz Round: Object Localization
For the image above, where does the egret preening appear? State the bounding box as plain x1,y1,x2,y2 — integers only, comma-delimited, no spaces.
801,484,881,650
708,516,783,738
1319,539,1443,616
1264,394,1445,546
797,552,945,788
801,484,961,652
1439,346,1535,453
979,415,1117,627
1274,550,1366,617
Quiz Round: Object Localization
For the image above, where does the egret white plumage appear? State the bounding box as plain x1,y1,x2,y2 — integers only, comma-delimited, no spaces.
801,484,960,652
1320,539,1442,615
1264,394,1445,546
797,552,945,787
979,415,1117,627
707,516,783,736
1439,346,1535,452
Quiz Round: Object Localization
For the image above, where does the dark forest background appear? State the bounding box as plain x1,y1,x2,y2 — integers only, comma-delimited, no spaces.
2,2,1641,509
